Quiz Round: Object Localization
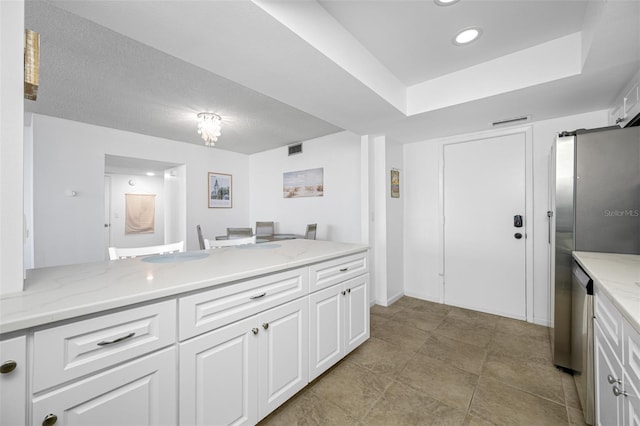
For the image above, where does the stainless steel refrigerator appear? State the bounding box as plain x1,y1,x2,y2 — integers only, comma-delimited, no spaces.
548,125,640,424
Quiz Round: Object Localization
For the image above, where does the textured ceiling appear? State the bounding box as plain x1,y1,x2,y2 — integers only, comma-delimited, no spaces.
24,1,342,154
24,0,640,154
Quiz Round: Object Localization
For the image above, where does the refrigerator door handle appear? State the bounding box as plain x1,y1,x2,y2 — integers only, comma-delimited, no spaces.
547,211,553,244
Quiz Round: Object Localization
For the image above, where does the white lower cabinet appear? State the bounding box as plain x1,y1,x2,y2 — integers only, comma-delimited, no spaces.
595,321,623,426
32,347,177,426
1,335,27,426
594,287,640,426
309,274,369,381
179,297,309,425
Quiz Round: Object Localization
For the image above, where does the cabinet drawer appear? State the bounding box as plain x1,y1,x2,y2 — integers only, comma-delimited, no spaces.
309,252,369,292
32,347,177,426
33,300,176,392
595,286,624,359
179,268,308,341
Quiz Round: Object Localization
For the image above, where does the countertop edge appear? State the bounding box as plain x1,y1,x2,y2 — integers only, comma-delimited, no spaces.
1,242,369,335
573,251,640,334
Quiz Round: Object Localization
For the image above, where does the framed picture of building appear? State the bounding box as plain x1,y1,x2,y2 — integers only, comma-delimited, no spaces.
208,172,232,208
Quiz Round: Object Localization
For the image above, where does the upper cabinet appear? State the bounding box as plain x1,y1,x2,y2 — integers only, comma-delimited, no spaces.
609,69,640,127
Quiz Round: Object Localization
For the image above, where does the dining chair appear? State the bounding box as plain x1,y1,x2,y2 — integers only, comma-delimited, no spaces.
108,241,185,260
204,235,256,249
196,225,205,250
226,227,253,239
305,223,317,240
255,221,275,237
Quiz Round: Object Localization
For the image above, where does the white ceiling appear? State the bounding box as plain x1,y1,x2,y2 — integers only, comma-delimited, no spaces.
25,0,640,154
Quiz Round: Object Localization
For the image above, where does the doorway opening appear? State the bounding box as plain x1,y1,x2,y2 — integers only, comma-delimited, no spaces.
104,155,186,259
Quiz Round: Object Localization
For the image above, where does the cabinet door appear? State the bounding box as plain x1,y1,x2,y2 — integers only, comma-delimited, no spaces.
622,371,640,426
0,335,27,426
308,284,344,381
344,274,370,355
179,316,258,426
32,347,176,426
623,319,640,426
595,321,623,426
258,298,309,420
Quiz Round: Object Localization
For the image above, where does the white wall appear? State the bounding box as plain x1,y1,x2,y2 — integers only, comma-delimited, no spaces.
403,110,609,326
107,174,165,249
385,141,404,304
249,131,362,243
0,0,25,295
31,114,250,267
164,165,187,246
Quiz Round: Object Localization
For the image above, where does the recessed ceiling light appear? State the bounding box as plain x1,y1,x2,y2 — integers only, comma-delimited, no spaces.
453,27,481,45
146,172,155,176
434,0,460,5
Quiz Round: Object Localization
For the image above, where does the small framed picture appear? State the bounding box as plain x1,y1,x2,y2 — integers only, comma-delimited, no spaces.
391,169,400,198
208,172,232,208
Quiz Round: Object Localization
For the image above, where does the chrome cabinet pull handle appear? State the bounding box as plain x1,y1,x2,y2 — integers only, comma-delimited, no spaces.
250,292,266,300
607,374,621,385
612,386,628,397
97,332,135,346
42,413,58,426
262,323,269,330
252,328,259,335
339,267,348,272
0,360,17,374
347,288,351,293
341,290,346,296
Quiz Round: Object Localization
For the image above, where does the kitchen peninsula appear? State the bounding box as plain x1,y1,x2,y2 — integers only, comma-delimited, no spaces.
572,251,640,426
0,239,370,425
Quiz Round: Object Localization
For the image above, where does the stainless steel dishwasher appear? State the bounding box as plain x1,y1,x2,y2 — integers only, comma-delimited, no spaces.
571,261,594,425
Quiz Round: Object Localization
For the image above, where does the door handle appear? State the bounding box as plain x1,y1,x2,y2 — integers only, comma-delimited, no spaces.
514,233,523,240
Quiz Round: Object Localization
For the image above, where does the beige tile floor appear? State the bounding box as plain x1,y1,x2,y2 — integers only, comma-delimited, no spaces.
259,296,589,426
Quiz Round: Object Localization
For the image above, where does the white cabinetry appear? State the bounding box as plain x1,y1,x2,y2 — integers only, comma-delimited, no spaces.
179,316,258,426
31,300,177,426
309,274,369,381
1,248,369,426
609,70,640,127
0,335,27,425
179,298,308,425
32,348,177,426
594,286,640,425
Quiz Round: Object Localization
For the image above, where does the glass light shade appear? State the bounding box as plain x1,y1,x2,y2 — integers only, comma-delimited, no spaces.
197,113,222,147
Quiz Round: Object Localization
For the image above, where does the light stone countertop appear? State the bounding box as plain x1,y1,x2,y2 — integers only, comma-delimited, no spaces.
0,239,368,335
573,251,640,334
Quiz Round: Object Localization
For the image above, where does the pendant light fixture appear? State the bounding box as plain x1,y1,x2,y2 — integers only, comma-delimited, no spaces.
197,112,222,147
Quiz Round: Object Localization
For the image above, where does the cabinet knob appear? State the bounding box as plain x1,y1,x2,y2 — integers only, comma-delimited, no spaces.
0,360,17,374
612,386,628,397
615,117,625,124
341,291,346,296
607,374,621,385
42,414,58,426
251,328,259,335
347,288,351,293
262,323,269,330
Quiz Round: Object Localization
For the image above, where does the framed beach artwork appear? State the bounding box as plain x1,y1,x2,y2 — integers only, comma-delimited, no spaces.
391,169,400,198
208,172,232,208
283,168,324,198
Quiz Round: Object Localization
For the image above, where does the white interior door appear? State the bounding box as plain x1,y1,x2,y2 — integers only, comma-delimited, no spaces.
443,133,526,320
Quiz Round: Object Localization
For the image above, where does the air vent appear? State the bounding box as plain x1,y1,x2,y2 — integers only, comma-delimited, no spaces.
491,115,530,127
288,143,302,156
